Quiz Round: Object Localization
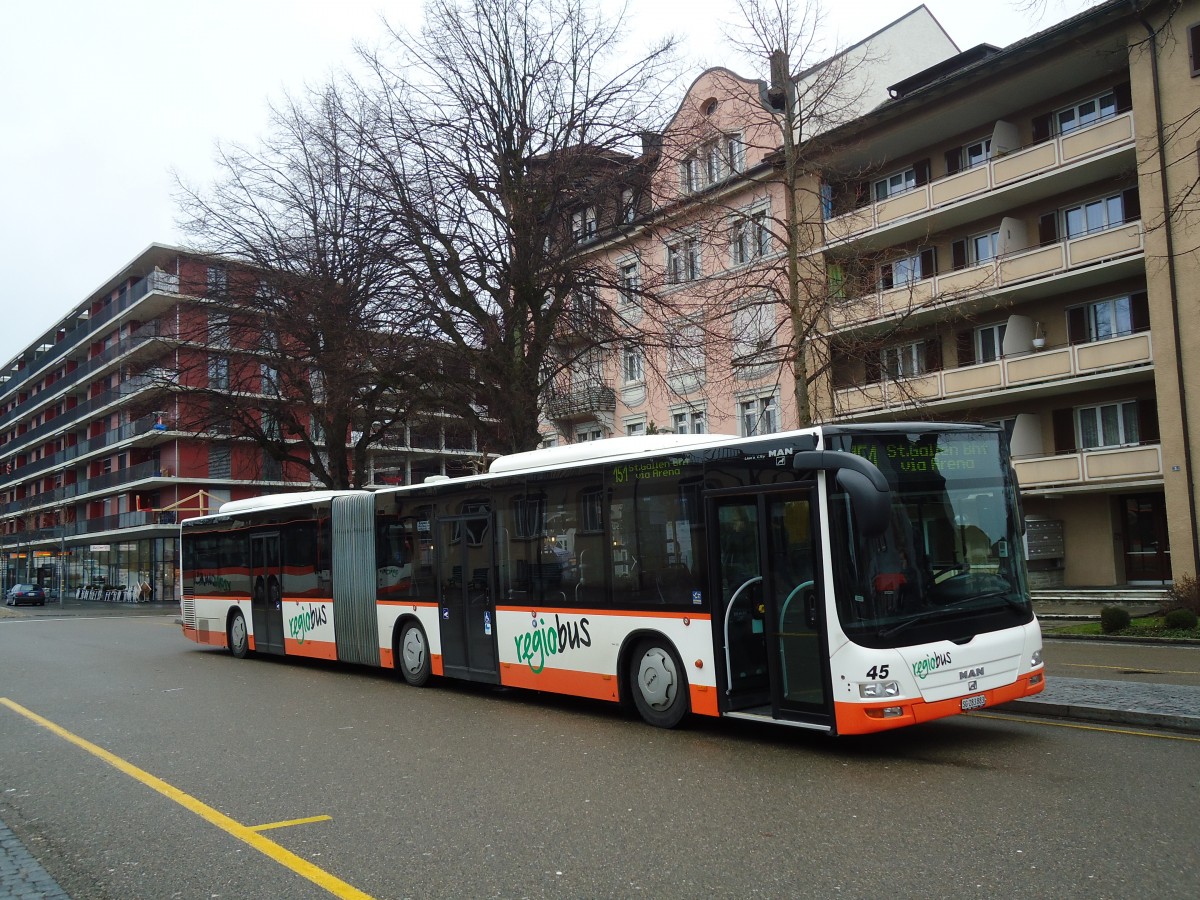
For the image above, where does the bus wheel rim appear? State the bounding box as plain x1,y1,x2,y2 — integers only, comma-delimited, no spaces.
637,648,677,710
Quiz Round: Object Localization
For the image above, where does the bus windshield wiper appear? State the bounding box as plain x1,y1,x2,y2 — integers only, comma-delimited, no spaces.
879,591,1023,640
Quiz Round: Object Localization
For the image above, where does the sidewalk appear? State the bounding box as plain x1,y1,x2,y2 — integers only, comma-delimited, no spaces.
0,818,70,899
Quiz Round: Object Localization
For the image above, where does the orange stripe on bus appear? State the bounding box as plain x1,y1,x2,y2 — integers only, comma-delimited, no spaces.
283,638,338,661
834,672,1046,735
501,662,620,702
431,655,444,677
375,600,438,608
495,606,710,621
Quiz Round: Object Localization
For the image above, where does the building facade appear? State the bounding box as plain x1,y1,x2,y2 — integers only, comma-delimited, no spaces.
0,245,484,601
548,0,1200,589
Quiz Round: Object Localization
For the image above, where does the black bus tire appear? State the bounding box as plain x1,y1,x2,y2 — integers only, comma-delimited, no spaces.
629,638,688,728
397,621,431,687
228,610,250,659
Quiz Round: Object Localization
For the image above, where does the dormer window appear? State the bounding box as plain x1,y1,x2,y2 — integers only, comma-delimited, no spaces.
680,133,745,194
571,206,597,243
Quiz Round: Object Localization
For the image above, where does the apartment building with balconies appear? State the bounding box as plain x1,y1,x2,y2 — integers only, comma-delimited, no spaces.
0,245,486,601
549,0,1199,590
812,0,1199,588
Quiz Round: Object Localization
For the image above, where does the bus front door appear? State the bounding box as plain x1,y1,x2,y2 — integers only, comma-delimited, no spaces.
249,533,284,654
713,491,830,724
437,515,499,683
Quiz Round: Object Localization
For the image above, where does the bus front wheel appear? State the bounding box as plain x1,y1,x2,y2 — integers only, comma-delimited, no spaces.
228,611,249,659
630,638,688,728
397,622,431,687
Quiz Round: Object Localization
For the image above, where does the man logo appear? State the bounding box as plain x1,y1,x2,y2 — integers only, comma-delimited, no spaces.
968,680,978,691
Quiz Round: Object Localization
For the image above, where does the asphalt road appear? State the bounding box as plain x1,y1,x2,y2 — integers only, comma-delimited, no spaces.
1,612,1198,899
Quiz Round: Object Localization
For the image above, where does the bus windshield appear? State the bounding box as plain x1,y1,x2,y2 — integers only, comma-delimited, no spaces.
828,429,1032,649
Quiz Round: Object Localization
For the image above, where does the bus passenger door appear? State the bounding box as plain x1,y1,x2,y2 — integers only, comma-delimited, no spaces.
712,491,830,723
437,514,499,683
250,533,284,654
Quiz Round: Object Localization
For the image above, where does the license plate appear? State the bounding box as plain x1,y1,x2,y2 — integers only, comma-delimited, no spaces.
961,694,987,711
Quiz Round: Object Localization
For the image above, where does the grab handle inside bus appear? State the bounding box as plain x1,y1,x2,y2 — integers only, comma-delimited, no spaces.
792,450,891,537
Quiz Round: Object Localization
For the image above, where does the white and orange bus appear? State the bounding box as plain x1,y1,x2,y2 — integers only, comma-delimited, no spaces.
180,423,1045,735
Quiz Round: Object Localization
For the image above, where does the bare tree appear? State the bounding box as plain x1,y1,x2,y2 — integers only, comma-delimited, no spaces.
353,0,680,452
175,83,442,489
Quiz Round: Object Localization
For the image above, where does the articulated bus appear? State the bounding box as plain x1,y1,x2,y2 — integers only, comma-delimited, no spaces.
180,423,1045,735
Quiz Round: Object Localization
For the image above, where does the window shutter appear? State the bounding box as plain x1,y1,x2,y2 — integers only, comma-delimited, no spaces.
865,354,882,384
1052,408,1077,454
1122,186,1141,222
1038,212,1059,246
952,239,967,270
923,339,942,372
944,147,963,176
1130,291,1150,331
1067,306,1088,345
957,330,976,367
1137,400,1160,443
919,247,937,279
1032,113,1052,143
914,158,932,187
1114,80,1133,113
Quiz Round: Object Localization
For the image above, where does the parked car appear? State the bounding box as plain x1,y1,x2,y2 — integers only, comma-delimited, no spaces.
5,584,46,606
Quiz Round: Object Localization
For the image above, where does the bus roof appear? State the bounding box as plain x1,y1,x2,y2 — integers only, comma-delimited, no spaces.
216,490,364,516
488,433,745,476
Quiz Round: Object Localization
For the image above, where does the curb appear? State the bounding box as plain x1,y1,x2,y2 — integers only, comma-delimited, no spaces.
1002,697,1200,735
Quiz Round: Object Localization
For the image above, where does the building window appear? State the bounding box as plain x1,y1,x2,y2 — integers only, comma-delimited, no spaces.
881,341,926,380
976,323,1007,363
666,236,701,284
732,299,775,364
672,408,706,434
874,166,915,201
618,260,640,306
1057,91,1117,134
667,319,704,374
208,355,229,391
1068,295,1143,344
681,133,745,194
739,395,779,437
971,230,1000,264
576,426,603,442
206,266,227,297
878,248,935,290
1078,400,1140,449
1064,192,1130,238
571,206,597,243
1189,23,1200,76
622,345,643,384
731,207,770,265
625,420,646,437
964,138,992,169
620,188,636,224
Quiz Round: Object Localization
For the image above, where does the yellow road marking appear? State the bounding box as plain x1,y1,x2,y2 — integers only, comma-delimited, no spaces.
970,710,1200,742
1059,662,1200,677
250,815,333,832
0,698,374,900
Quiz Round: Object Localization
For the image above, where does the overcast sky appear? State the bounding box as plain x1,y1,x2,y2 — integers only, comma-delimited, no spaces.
0,0,1089,369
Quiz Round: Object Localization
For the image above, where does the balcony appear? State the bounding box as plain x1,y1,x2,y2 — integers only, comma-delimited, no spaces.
828,221,1144,331
545,385,616,421
1014,443,1163,491
824,112,1135,249
833,330,1153,417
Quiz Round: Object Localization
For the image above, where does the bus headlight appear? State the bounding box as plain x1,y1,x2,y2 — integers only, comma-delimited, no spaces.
859,681,900,699
1031,648,1044,667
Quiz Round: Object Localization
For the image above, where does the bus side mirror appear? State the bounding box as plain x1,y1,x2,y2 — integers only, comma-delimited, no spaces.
793,450,891,538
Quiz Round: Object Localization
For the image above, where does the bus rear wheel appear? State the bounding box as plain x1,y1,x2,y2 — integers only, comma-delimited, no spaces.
630,638,688,728
228,611,249,659
397,622,431,687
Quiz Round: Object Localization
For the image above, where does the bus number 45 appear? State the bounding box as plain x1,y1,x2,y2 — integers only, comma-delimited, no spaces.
865,665,890,679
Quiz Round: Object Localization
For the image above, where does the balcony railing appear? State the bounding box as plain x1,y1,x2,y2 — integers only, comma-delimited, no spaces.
829,221,1145,331
1013,442,1163,490
833,330,1153,416
825,111,1135,244
545,385,617,420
